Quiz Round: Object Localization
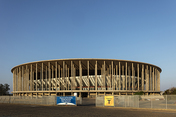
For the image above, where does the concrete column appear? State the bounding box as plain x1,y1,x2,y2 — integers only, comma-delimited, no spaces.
95,61,97,91
134,68,135,90
30,65,33,91
104,61,106,90
125,62,127,90
113,68,115,90
36,63,38,91
55,62,57,91
152,67,154,91
61,68,63,90
14,69,16,92
109,64,111,89
137,64,139,90
155,68,157,91
22,66,24,91
150,66,152,90
65,65,67,90
26,65,29,91
79,92,81,97
63,61,65,90
32,71,34,91
87,61,89,90
157,70,160,91
74,65,76,90
17,68,19,91
116,65,118,90
132,63,134,90
119,62,121,90
128,66,131,90
142,65,144,90
52,65,54,90
23,68,26,91
68,68,69,90
48,62,51,90
79,61,82,90
145,65,149,91
111,61,114,90
71,61,73,90
13,70,15,93
58,65,60,90
45,66,47,91
122,65,124,90
101,67,102,89
42,63,43,91
19,67,22,91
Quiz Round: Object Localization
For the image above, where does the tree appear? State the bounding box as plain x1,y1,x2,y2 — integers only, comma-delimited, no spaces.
134,91,144,95
0,83,10,96
163,87,176,95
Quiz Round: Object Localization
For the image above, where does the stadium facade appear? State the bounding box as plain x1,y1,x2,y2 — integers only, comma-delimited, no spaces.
11,58,162,97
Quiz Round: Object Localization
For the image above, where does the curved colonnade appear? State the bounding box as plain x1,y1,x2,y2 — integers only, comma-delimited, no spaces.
11,58,162,97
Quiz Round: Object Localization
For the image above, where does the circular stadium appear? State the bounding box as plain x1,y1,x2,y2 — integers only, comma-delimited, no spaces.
11,58,162,97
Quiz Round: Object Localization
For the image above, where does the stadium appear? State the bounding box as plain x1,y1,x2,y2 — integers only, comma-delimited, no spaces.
11,58,162,97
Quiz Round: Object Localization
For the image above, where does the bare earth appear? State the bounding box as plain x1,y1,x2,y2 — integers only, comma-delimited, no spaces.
0,98,176,117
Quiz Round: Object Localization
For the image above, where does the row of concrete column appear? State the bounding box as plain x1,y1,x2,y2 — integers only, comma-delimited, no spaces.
12,60,161,93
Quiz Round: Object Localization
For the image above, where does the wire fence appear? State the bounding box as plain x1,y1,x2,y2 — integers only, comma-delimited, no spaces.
0,96,82,106
96,95,176,110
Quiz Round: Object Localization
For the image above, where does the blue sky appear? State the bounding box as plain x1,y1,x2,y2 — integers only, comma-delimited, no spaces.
0,0,176,93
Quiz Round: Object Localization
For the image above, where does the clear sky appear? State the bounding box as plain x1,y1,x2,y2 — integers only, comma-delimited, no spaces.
0,0,176,93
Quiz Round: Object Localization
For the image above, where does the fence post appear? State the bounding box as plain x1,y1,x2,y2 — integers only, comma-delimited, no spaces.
103,95,104,107
114,95,115,107
151,98,152,109
166,95,167,109
138,95,139,108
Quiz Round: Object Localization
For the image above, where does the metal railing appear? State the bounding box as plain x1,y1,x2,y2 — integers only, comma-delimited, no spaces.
96,95,176,110
0,96,56,105
0,96,82,106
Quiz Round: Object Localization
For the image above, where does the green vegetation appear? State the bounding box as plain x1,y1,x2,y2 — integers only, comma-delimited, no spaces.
0,84,10,96
134,91,144,95
163,87,176,95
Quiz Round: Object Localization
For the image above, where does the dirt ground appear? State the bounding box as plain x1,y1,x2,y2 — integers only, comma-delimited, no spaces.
0,98,176,117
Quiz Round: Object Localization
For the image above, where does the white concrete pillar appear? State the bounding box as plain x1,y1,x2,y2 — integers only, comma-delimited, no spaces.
36,63,38,91
137,64,139,90
95,61,97,91
58,65,60,90
71,61,73,90
22,66,24,91
125,62,127,90
48,62,51,90
142,65,144,90
132,63,134,90
45,66,47,91
116,65,118,90
55,62,58,91
104,61,106,90
157,70,160,91
52,65,54,90
42,63,43,91
79,61,82,90
150,66,152,90
111,61,114,90
87,61,89,90
30,65,33,91
145,65,149,91
119,62,121,90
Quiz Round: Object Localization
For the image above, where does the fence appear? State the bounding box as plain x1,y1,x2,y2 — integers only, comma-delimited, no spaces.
76,97,82,105
0,96,56,105
0,96,82,106
96,95,176,110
